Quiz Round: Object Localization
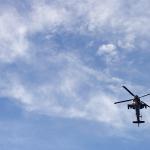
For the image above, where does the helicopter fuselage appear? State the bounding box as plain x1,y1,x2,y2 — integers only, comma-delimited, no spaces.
128,96,147,109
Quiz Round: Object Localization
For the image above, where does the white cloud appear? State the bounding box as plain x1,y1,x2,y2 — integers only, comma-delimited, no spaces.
117,34,135,49
98,44,117,56
0,0,150,133
50,0,150,50
29,1,70,32
10,83,125,128
0,1,70,62
84,93,124,126
0,0,150,64
97,43,119,64
0,51,130,129
0,8,29,62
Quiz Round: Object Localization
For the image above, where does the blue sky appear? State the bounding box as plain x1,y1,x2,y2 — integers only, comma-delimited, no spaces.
1,0,150,149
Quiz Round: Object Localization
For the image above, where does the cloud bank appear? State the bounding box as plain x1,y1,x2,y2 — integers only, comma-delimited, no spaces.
0,0,150,131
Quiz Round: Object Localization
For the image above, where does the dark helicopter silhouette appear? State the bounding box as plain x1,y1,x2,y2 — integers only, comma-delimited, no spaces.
114,86,150,126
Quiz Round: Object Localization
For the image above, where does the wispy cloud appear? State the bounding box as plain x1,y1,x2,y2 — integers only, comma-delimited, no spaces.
97,43,118,64
0,51,130,129
0,8,28,62
1,0,150,63
0,0,150,134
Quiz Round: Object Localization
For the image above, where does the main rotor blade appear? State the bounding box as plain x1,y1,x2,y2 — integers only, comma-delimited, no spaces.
122,86,135,97
114,99,133,104
141,101,150,107
140,94,150,98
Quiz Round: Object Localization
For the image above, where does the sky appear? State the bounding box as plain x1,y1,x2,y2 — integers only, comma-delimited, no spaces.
1,0,150,149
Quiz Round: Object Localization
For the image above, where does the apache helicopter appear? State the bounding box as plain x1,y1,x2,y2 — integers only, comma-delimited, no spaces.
114,86,150,126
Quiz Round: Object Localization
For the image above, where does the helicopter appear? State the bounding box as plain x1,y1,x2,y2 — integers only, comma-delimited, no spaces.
114,86,150,126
